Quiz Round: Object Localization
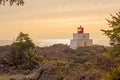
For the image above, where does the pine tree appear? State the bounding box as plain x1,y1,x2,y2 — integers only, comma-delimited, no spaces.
6,32,41,70
101,11,120,57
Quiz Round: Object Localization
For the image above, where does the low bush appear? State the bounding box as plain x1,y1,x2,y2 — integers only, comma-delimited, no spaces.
100,66,120,80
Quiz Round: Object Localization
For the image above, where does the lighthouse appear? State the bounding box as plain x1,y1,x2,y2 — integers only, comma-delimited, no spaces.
70,25,93,49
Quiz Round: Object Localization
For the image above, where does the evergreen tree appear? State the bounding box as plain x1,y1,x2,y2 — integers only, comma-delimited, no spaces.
12,32,35,64
101,11,120,57
7,32,41,70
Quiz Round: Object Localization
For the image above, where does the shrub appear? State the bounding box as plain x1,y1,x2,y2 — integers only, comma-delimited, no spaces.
54,60,70,80
56,60,68,68
100,66,120,80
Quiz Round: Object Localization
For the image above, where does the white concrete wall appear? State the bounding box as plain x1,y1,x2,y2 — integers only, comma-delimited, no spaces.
85,39,93,46
70,39,78,49
70,33,93,49
73,33,89,39
70,39,93,49
77,39,93,47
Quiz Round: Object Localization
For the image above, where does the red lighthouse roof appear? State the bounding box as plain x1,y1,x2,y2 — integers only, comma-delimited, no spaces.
77,25,84,34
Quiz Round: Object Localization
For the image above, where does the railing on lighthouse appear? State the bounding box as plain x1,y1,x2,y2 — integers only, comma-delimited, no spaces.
77,25,84,34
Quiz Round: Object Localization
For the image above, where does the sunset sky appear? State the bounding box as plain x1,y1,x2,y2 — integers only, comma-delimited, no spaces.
0,0,120,45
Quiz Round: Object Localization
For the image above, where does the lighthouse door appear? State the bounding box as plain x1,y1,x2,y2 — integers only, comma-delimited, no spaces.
84,41,86,46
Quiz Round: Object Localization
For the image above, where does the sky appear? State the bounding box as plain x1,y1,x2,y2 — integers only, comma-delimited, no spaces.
0,0,120,45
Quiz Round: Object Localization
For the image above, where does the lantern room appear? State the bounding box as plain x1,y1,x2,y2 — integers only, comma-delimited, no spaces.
77,25,84,34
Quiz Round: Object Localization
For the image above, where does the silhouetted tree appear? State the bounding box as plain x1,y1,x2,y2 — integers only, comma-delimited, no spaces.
6,32,41,70
12,32,35,64
0,0,24,6
101,11,120,58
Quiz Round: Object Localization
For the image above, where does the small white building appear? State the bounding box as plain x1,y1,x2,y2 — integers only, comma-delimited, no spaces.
70,26,93,49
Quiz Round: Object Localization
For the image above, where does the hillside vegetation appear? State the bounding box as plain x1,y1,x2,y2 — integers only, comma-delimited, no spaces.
0,44,119,80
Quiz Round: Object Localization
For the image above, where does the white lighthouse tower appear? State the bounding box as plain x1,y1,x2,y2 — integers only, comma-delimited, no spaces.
70,25,93,49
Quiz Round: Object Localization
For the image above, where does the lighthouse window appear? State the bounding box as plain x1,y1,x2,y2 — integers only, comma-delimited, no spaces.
79,29,81,31
83,35,86,38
